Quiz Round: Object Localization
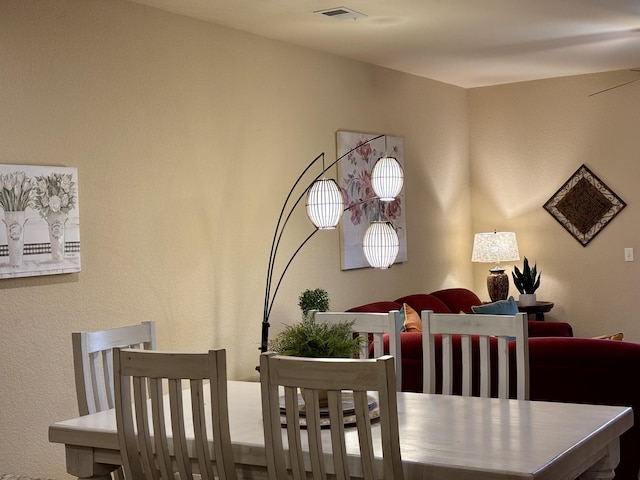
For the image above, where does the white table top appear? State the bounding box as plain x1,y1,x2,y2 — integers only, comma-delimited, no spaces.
49,380,633,480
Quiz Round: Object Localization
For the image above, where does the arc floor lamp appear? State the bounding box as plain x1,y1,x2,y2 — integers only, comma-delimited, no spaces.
260,134,404,353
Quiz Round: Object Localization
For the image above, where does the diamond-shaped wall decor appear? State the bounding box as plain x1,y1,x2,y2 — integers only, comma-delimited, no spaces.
543,164,626,247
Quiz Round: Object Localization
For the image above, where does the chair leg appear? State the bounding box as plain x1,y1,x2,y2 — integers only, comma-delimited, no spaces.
113,467,125,480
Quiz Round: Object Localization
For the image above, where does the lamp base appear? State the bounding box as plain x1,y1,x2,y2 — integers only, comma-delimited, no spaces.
487,268,509,302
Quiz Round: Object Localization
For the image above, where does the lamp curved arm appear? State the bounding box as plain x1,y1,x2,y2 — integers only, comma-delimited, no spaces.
266,191,382,332
261,134,384,353
265,228,318,332
263,153,324,323
311,134,384,186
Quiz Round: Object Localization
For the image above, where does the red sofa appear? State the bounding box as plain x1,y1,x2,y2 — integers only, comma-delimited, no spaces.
347,288,640,480
348,288,574,339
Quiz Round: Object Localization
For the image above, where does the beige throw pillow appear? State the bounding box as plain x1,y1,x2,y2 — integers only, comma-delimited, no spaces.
403,303,422,332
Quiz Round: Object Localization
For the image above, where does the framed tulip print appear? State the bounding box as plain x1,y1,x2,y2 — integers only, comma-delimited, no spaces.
336,131,407,270
0,165,80,278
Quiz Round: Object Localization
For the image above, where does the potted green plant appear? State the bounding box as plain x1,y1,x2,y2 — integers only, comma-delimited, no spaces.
512,257,541,306
270,288,364,358
298,288,330,321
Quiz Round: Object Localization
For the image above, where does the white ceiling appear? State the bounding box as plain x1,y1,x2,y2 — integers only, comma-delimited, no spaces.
129,0,640,88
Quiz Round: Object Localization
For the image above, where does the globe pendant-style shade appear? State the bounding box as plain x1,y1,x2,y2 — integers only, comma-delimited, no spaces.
371,156,403,202
306,178,344,229
362,221,399,269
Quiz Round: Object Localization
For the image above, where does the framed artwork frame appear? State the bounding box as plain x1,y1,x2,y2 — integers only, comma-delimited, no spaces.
0,164,80,278
543,164,626,247
336,131,407,270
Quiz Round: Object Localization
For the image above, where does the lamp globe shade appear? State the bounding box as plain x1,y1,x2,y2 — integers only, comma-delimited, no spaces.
362,221,399,269
306,178,344,229
372,156,403,201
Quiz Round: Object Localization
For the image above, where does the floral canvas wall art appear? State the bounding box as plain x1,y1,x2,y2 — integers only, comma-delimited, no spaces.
0,164,80,278
337,131,407,270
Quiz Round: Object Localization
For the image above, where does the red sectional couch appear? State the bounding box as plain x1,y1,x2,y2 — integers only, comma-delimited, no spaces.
347,288,574,391
528,337,640,480
348,288,574,339
347,288,640,480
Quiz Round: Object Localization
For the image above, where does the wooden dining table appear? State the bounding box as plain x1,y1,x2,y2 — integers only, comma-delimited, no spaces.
49,380,633,480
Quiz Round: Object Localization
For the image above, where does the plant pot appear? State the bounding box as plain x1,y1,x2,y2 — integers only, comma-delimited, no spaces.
519,293,537,307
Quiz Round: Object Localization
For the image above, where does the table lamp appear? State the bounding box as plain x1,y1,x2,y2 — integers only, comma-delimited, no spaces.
471,231,520,302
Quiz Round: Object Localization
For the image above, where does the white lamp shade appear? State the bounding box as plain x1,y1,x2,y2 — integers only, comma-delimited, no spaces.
362,221,399,269
306,178,344,229
471,231,520,266
371,156,403,202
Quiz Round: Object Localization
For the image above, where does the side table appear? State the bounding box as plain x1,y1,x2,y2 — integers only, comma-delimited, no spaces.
516,301,554,321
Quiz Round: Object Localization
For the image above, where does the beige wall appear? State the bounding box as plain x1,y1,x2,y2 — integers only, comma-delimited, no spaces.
469,72,640,339
9,2,637,478
0,1,469,477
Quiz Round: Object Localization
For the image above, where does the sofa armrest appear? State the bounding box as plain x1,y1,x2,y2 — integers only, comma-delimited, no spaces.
528,321,573,337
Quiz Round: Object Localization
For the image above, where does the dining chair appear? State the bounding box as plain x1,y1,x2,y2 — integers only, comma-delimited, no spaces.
312,310,403,390
114,348,237,480
260,352,404,480
421,311,530,399
72,321,157,416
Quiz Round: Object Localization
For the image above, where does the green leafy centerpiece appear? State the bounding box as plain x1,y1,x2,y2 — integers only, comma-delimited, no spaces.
269,317,364,358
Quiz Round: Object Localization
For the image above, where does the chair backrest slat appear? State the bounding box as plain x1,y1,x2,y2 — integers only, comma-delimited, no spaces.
114,348,237,480
422,311,529,400
478,336,490,398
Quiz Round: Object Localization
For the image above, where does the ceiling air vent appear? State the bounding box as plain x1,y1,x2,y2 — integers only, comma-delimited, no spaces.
314,7,367,20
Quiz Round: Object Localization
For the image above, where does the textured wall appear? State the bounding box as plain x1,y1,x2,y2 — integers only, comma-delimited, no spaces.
5,2,636,478
0,1,469,477
469,72,640,339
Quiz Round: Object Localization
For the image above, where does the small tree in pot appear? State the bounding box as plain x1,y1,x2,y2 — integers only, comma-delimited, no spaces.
270,288,363,358
298,288,330,321
512,257,541,306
